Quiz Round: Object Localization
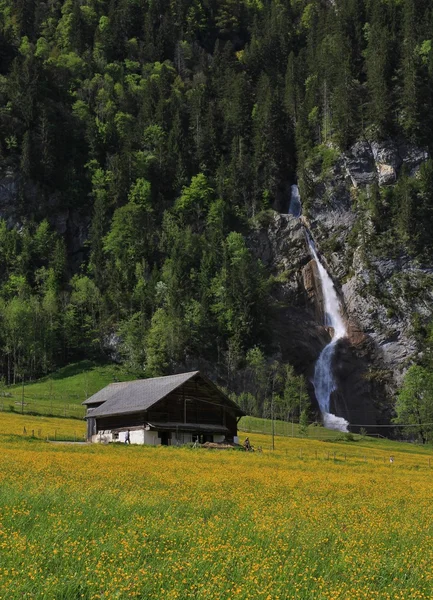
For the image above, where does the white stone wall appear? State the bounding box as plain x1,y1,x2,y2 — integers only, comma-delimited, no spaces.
91,431,111,444
91,429,228,445
91,429,161,445
143,430,160,445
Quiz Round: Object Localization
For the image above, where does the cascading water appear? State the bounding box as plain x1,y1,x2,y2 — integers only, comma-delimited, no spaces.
289,185,349,432
288,184,302,217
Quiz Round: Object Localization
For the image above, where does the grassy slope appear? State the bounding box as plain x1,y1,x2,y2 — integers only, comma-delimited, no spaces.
2,361,139,418
0,432,432,599
238,415,345,440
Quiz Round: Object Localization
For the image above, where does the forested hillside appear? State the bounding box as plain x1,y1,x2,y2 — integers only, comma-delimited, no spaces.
1,0,433,422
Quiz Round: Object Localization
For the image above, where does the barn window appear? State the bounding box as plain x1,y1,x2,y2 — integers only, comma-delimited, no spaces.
112,432,119,440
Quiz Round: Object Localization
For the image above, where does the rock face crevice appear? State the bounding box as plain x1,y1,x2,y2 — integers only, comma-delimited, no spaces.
302,259,325,324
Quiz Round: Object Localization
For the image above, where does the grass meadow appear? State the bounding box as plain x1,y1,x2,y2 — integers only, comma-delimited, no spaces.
2,361,138,419
1,413,433,599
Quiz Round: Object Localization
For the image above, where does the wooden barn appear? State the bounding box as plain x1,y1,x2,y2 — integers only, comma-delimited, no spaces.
83,371,245,445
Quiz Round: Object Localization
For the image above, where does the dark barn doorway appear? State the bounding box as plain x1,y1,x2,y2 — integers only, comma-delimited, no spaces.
159,432,170,446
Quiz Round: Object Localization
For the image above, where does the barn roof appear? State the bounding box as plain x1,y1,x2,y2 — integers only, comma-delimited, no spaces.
82,381,134,406
83,371,244,419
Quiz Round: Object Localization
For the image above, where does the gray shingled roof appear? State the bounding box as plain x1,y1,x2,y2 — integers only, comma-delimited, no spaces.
83,381,133,406
84,371,201,418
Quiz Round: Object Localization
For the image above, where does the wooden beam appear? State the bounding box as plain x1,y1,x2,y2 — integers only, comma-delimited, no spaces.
183,387,186,424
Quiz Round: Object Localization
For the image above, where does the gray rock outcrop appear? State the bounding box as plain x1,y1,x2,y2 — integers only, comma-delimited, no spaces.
345,139,428,188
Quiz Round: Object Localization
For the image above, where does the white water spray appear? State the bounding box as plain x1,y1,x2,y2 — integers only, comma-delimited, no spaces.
289,186,349,432
288,184,302,217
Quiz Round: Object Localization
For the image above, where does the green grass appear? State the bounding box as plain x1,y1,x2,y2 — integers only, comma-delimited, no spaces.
239,416,433,455
2,361,139,419
238,415,345,440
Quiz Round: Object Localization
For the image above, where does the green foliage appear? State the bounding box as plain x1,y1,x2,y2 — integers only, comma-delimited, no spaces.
211,232,268,352
298,409,309,436
239,356,310,421
174,174,214,227
145,308,186,376
282,364,310,421
104,202,151,265
395,365,433,444
305,144,340,179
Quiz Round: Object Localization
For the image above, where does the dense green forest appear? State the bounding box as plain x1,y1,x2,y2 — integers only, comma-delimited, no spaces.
1,0,433,416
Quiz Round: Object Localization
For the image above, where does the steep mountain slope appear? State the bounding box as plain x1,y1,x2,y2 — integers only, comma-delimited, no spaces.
1,0,433,428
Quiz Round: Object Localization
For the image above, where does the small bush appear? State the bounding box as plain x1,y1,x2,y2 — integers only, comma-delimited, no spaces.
334,432,356,442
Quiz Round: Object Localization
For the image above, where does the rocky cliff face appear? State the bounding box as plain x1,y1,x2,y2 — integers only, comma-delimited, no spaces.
252,139,431,429
321,140,430,385
0,168,89,263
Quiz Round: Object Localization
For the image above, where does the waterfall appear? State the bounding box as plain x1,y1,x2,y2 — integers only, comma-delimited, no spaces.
289,185,349,432
288,184,302,217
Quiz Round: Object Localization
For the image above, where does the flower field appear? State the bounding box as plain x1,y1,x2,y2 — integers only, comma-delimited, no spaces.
0,411,86,440
1,422,433,599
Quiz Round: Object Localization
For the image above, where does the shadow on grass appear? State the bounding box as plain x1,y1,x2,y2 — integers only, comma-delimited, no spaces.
49,360,99,381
